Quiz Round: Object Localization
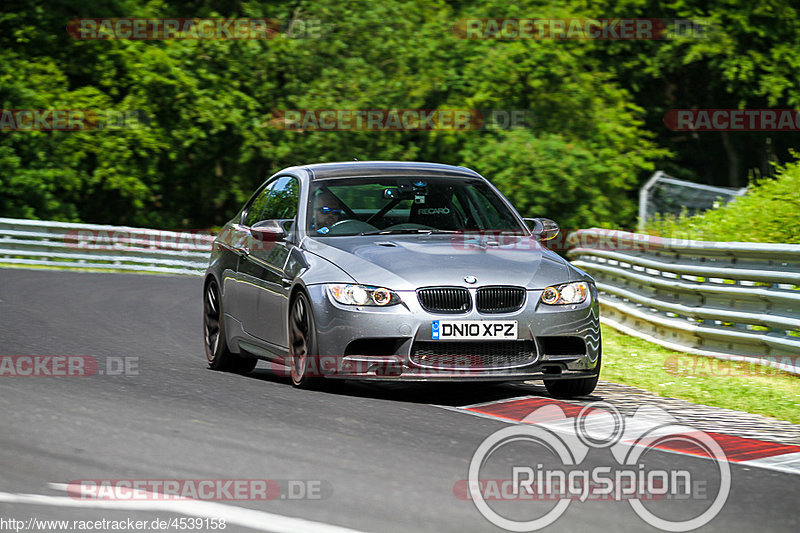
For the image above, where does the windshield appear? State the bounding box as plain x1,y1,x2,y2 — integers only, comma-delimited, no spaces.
307,176,526,237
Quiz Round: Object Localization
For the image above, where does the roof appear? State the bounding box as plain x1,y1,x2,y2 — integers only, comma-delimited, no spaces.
296,161,481,180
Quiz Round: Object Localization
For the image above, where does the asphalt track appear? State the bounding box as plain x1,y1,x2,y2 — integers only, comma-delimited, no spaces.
0,268,798,532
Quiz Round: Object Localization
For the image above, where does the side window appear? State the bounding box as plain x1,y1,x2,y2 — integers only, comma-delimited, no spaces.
243,181,277,227
261,176,300,221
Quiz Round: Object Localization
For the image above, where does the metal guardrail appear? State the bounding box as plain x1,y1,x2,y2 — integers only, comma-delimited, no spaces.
2,217,798,373
0,217,212,275
567,229,800,374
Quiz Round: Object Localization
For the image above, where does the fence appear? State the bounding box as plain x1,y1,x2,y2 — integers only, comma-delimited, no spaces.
637,171,746,231
0,217,212,275
567,229,800,374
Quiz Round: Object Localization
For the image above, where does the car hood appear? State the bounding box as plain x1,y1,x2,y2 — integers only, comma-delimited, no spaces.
302,234,572,290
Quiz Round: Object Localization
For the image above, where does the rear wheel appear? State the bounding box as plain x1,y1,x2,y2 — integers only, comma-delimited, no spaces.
544,353,601,398
288,292,322,389
204,279,257,374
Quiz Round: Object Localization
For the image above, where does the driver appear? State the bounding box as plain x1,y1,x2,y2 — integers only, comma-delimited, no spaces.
311,191,344,233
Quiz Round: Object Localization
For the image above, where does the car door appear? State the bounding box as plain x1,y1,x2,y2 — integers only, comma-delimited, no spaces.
237,176,300,347
232,180,276,331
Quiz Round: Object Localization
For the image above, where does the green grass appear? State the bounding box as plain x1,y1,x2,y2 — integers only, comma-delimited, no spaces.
601,325,800,424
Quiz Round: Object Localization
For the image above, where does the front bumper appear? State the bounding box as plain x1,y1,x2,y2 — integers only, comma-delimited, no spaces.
304,283,601,382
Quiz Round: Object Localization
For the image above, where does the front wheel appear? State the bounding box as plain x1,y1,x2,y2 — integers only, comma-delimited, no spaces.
288,292,322,389
544,353,601,398
204,279,257,375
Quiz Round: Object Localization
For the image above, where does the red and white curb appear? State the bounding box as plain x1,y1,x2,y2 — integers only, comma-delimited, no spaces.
438,396,800,476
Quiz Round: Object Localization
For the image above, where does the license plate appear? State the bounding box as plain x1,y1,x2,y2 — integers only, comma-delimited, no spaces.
431,320,517,340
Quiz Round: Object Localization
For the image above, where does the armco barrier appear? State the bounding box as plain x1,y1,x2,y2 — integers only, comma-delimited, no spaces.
2,218,798,373
0,217,212,275
567,229,800,374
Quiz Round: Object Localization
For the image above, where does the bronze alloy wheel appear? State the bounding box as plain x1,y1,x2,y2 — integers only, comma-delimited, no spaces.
288,292,321,388
204,279,257,374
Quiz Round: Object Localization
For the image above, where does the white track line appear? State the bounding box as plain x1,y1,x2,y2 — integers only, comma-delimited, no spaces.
0,483,372,533
454,395,540,409
739,452,800,475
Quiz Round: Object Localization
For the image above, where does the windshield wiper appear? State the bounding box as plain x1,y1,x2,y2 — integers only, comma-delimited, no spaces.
360,229,458,236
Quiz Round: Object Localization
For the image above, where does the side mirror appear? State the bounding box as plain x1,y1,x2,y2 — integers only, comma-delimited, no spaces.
249,219,286,243
524,217,559,241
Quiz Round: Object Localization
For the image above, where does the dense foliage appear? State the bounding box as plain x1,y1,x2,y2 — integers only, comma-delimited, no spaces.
1,0,798,230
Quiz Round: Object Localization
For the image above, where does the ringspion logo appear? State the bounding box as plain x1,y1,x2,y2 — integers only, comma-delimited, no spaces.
465,403,730,531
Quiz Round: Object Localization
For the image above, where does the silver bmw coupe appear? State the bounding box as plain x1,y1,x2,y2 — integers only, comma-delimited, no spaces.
203,161,601,397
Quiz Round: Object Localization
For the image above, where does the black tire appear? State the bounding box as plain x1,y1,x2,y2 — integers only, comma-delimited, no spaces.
288,292,323,389
204,279,257,375
544,353,601,398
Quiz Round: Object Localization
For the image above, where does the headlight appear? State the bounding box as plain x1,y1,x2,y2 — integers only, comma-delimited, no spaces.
328,284,401,306
540,282,589,305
